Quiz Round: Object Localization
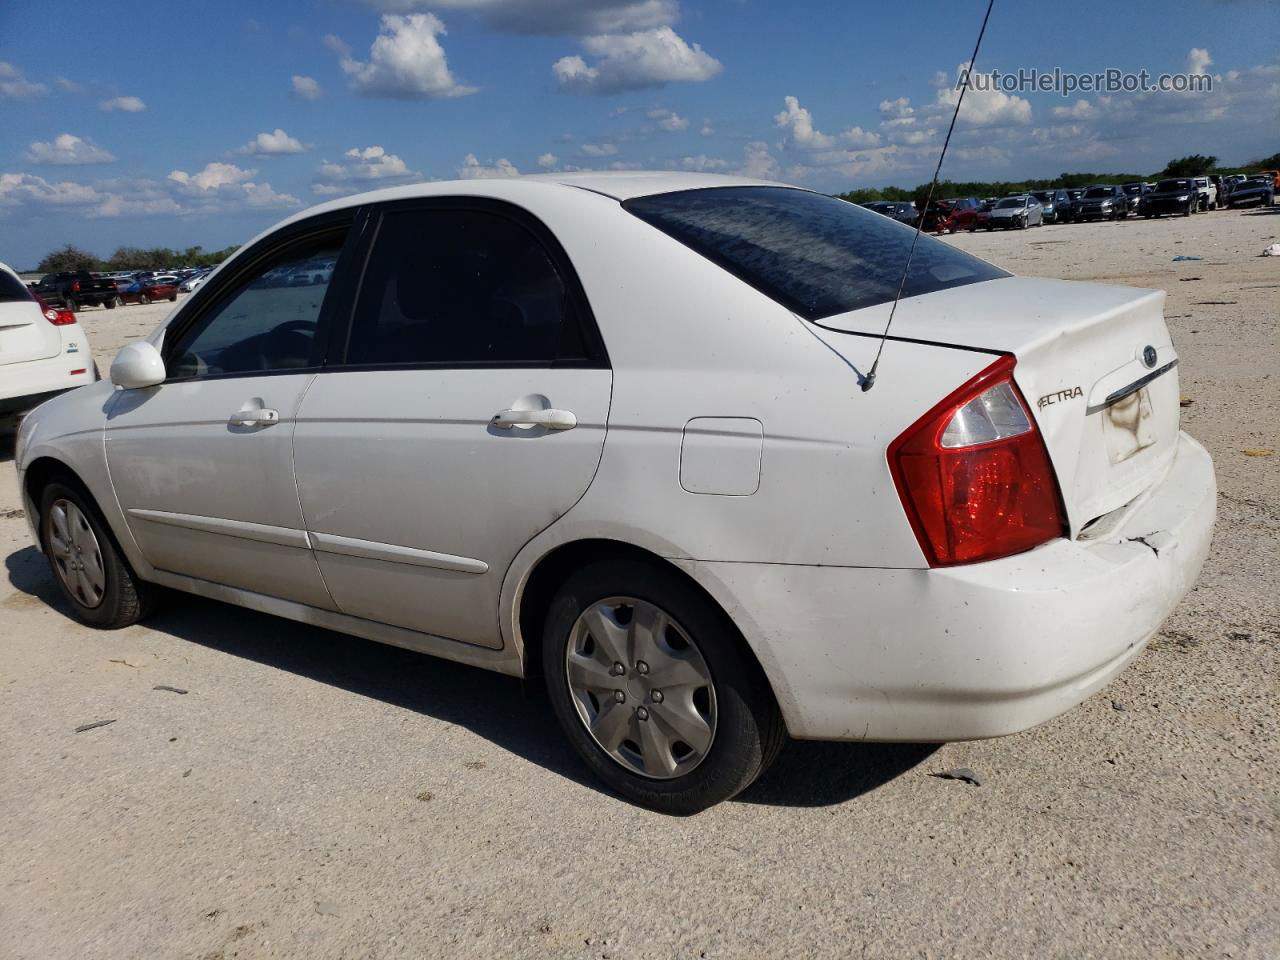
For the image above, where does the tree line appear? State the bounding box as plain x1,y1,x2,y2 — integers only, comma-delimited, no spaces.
33,243,241,275
836,152,1280,208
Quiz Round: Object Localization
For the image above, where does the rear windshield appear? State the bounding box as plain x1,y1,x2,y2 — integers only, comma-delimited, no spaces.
1157,179,1191,192
1083,187,1113,198
0,270,34,304
623,187,1008,320
996,197,1024,208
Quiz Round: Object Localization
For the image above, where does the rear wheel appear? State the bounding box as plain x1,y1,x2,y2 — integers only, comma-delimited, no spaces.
169,293,177,302
542,558,784,814
39,480,156,629
140,292,151,304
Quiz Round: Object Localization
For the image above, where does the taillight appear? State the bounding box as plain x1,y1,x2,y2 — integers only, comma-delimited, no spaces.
44,306,76,326
72,281,81,293
888,355,1065,567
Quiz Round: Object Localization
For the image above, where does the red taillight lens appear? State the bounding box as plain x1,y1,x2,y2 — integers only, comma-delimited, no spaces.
889,355,1065,567
72,281,81,292
46,307,76,326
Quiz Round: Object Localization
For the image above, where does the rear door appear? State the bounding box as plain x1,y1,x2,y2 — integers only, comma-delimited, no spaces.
291,199,612,649
105,213,358,606
0,269,59,367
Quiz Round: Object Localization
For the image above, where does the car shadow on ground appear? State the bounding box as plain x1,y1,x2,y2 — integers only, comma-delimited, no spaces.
5,542,935,810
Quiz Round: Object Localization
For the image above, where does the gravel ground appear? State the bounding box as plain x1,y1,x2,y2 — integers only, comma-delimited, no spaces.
2,208,1277,959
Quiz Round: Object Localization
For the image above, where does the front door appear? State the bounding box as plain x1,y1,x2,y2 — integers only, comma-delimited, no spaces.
292,202,612,648
106,221,353,608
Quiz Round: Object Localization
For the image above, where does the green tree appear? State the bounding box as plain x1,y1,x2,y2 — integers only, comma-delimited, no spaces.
1161,154,1218,177
35,244,100,274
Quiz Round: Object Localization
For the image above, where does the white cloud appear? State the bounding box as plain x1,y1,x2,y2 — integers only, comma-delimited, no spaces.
679,154,727,171
0,62,48,99
167,163,301,211
364,0,678,35
1188,47,1212,76
580,142,619,157
699,120,714,136
291,75,322,100
647,107,689,131
457,154,521,179
24,134,115,166
774,96,881,149
313,145,420,195
553,27,721,93
53,76,85,95
169,162,255,191
239,129,307,156
537,152,558,168
879,96,913,120
331,14,476,100
1052,99,1096,119
935,63,1031,126
100,95,146,112
0,172,98,209
737,141,778,179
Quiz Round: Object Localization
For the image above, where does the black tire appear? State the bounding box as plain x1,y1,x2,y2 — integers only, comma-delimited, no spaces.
38,479,156,629
169,293,177,302
1183,204,1192,217
140,293,150,305
104,297,116,310
542,557,785,814
64,298,78,313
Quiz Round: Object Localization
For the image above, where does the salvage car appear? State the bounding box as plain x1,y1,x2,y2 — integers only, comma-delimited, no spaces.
1073,185,1129,221
1225,176,1276,209
989,195,1043,229
13,173,1216,813
119,278,179,305
1139,178,1200,218
1,263,96,414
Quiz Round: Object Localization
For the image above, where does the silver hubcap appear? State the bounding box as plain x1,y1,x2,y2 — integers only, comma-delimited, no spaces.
565,597,717,780
47,499,106,609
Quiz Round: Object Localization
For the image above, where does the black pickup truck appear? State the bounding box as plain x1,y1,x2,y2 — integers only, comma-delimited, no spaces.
30,271,120,311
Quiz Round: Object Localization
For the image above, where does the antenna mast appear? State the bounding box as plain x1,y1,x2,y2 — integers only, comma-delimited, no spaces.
861,0,996,392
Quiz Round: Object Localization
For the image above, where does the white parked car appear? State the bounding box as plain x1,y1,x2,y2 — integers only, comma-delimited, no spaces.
13,174,1216,812
1,262,96,416
989,195,1043,229
179,272,210,293
1191,176,1217,211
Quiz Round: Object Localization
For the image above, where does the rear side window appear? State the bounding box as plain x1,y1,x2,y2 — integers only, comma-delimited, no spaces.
624,187,1007,321
0,270,34,303
345,209,580,367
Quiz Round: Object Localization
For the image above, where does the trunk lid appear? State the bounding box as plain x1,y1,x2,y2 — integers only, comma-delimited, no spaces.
818,276,1181,534
0,300,61,367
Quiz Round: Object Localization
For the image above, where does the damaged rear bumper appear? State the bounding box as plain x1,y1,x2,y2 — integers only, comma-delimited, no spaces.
683,431,1216,741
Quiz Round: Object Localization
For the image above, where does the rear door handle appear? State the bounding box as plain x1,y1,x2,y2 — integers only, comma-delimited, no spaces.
229,407,280,427
490,408,577,431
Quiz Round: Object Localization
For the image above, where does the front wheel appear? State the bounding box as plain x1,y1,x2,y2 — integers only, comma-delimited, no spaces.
542,558,784,814
39,480,156,629
169,293,177,302
140,293,151,304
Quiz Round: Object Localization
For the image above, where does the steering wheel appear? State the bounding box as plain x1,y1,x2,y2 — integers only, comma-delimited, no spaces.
251,319,318,370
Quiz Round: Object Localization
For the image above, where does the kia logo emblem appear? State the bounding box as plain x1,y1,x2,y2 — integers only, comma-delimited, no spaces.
1142,345,1158,369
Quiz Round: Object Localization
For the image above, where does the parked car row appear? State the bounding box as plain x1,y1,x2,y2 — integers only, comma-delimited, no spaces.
859,168,1276,234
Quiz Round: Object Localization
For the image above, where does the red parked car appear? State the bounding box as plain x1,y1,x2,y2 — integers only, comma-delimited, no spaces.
119,278,179,305
919,197,982,233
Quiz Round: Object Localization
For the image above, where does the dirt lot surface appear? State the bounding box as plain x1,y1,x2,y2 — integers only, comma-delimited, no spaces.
2,209,1278,959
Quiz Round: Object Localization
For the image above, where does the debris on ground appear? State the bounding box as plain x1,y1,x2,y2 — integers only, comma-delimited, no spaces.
1177,277,1202,282
1180,397,1194,407
1261,243,1280,257
0,508,23,519
314,901,341,917
1112,700,1126,711
464,760,486,770
1172,255,1202,261
153,684,189,695
930,767,984,786
74,719,116,734
108,658,141,669
415,790,434,802
1242,448,1274,457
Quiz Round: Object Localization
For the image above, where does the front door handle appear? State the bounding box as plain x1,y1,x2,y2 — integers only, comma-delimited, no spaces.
490,408,577,431
229,407,280,427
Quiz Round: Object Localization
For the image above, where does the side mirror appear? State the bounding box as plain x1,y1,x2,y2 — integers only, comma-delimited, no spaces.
110,341,166,389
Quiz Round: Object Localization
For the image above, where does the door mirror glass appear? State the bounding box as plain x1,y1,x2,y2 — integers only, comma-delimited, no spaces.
110,341,166,389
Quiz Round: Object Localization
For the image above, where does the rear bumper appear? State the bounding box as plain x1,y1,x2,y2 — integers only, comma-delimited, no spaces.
687,431,1216,741
0,337,94,410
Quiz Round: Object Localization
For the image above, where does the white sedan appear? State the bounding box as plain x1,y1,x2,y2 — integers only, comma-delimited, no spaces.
1,262,96,416
13,174,1215,813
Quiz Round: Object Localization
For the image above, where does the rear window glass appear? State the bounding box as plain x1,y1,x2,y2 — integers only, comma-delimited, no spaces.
623,187,1008,321
0,270,34,303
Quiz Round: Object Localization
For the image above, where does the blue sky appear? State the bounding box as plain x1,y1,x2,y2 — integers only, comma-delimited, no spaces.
2,0,1277,267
